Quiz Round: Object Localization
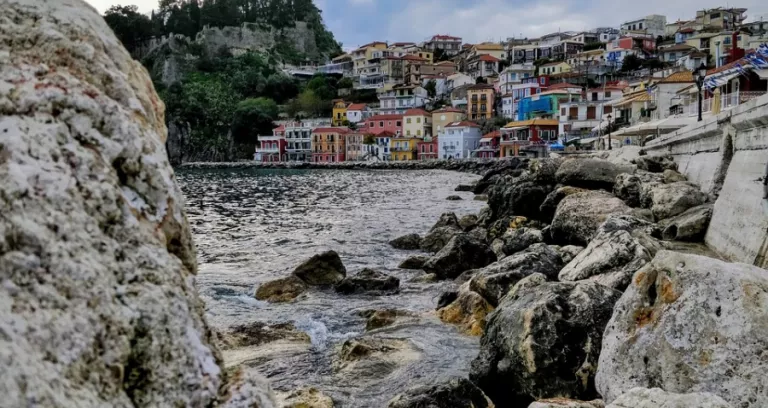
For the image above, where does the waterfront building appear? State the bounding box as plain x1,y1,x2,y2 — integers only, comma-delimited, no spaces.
417,136,439,160
254,125,286,162
466,83,496,120
332,99,348,126
391,134,420,161
345,132,365,161
474,130,501,158
311,127,348,162
431,107,466,136
346,103,372,124
373,130,396,161
403,108,432,138
558,86,623,140
283,120,316,162
361,113,403,135
500,118,559,157
439,121,482,159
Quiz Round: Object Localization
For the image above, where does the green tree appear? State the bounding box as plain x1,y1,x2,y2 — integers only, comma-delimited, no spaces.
231,97,279,144
583,42,605,51
425,79,437,98
620,54,643,72
103,5,154,52
298,89,326,117
337,77,354,89
363,134,376,144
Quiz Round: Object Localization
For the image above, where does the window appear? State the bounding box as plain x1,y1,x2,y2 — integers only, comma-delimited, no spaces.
417,130,421,136
379,121,384,127
561,107,566,116
440,114,446,120
540,77,546,84
396,121,401,126
417,117,421,123
407,130,411,136
605,91,612,98
406,118,411,124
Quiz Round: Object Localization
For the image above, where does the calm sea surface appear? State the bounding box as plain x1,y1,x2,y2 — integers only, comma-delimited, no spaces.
178,168,485,406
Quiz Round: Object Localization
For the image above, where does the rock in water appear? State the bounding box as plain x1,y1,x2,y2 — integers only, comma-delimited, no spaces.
388,378,494,408
432,212,462,230
334,269,399,295
550,191,632,246
420,226,462,253
529,399,605,408
455,184,475,192
660,204,713,241
596,251,768,407
446,195,463,201
437,289,494,336
280,387,335,408
555,158,634,190
470,279,621,406
292,250,346,285
389,233,423,250
422,235,497,280
398,255,431,270
605,388,731,408
0,1,275,406
255,276,308,302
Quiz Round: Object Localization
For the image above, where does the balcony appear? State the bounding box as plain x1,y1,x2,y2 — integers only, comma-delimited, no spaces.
254,146,280,153
392,146,416,152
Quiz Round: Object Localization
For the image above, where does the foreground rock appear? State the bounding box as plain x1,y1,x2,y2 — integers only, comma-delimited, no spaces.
487,176,555,221
423,235,497,280
255,276,308,302
551,191,632,245
646,182,708,220
279,387,334,408
0,1,277,405
333,337,420,383
529,399,604,408
632,155,676,173
539,186,588,222
293,250,347,285
437,289,494,336
596,251,768,407
500,227,544,256
359,309,416,331
389,233,422,250
660,204,713,241
471,279,621,406
606,388,731,408
398,255,431,270
388,378,494,408
335,269,399,295
555,158,634,190
612,172,664,208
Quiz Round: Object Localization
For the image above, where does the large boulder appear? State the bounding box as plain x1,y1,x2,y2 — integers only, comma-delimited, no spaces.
334,269,399,295
529,399,605,408
646,182,708,221
388,378,494,408
558,216,653,291
550,191,632,246
470,278,622,406
423,235,497,280
539,186,588,221
0,1,276,406
555,159,635,190
432,212,461,230
468,244,563,306
293,250,347,285
501,227,544,256
613,172,664,208
437,288,494,336
529,157,565,184
398,255,431,270
487,176,555,221
596,251,768,407
421,226,462,253
631,155,677,173
389,233,422,250
605,388,731,408
660,204,713,241
255,275,308,302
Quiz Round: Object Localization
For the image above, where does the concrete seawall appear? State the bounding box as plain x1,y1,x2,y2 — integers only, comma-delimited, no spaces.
644,94,768,267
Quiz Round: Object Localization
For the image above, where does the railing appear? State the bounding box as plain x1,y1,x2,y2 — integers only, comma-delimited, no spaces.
392,147,416,152
254,146,280,153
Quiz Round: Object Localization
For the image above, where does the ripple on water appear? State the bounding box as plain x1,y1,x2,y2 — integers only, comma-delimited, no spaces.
178,168,485,407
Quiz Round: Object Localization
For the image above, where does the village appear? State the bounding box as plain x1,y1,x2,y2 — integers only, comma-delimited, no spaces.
254,6,768,163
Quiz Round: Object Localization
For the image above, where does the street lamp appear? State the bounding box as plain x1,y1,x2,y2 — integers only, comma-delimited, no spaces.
606,114,613,150
693,62,707,122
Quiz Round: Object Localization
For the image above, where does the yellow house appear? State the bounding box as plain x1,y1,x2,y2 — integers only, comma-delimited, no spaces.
352,41,389,75
408,49,434,63
467,84,496,120
471,42,506,61
391,136,420,161
403,108,432,138
432,107,466,136
332,99,348,126
539,62,572,76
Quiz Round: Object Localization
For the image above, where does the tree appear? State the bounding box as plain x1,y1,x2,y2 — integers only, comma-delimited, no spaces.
337,77,354,89
583,42,606,52
103,5,154,52
425,79,437,98
298,89,326,117
231,97,279,144
620,54,642,72
363,134,376,145
476,76,486,84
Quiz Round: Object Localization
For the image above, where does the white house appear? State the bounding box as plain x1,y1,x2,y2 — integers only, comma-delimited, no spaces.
445,73,473,92
439,121,482,159
558,86,624,140
499,63,535,95
346,103,372,124
377,84,428,115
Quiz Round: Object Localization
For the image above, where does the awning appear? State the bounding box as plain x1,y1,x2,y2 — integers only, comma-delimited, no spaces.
578,137,599,145
479,137,494,142
655,115,697,131
757,69,768,79
611,95,641,107
592,119,610,132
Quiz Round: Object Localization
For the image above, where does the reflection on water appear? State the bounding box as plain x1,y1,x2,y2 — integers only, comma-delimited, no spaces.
178,168,484,406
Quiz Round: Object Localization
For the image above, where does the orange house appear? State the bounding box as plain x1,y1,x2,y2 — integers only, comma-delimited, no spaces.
312,127,348,162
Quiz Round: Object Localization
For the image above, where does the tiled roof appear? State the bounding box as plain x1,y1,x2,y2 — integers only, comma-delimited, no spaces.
658,71,694,83
367,114,404,121
433,107,464,114
347,103,367,111
477,54,501,62
446,121,481,128
678,27,695,33
401,54,428,61
467,83,495,90
404,108,430,116
431,34,462,41
374,130,397,137
483,130,501,138
707,58,747,76
312,127,350,134
474,42,504,50
503,118,559,128
547,82,581,90
273,125,285,132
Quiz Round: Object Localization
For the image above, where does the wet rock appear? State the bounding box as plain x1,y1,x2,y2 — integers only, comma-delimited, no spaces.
613,172,664,208
557,245,585,264
398,255,431,270
555,158,635,190
660,204,713,241
647,182,708,221
293,250,347,285
459,214,479,231
333,337,420,381
447,195,463,201
473,157,528,194
255,276,308,302
501,227,544,256
632,155,677,173
280,387,334,408
423,235,497,280
662,169,687,183
558,217,653,291
474,194,489,201
629,208,655,222
529,399,605,408
432,212,462,230
529,157,565,184
217,321,310,350
455,184,475,192
388,377,494,408
437,288,494,336
491,239,506,260
550,191,632,246
420,226,462,253
468,227,489,244
605,388,730,408
0,0,274,405
436,291,459,310
596,251,768,407
410,273,438,283
389,234,423,250
476,206,492,226
539,186,589,221
488,178,555,221
335,269,399,295
468,244,563,306
470,279,622,406
360,309,415,331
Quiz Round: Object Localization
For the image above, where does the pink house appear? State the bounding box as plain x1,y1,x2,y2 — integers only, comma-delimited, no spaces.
254,125,286,162
361,114,403,136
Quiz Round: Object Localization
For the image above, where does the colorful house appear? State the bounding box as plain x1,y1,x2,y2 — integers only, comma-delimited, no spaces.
374,130,397,161
417,136,439,160
311,127,348,162
431,107,466,136
403,108,432,138
439,121,483,159
346,103,371,124
345,132,365,161
474,130,500,158
391,135,420,161
500,118,559,157
539,61,572,76
332,99,348,126
361,114,403,136
467,83,496,120
254,125,286,162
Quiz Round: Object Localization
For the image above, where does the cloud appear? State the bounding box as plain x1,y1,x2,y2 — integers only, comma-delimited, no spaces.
348,0,374,5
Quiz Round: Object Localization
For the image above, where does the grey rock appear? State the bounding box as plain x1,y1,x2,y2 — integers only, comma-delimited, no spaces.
558,245,585,264
662,169,687,183
474,194,489,201
630,208,655,222
459,214,479,231
491,239,506,261
431,212,461,230
455,184,475,192
596,251,768,407
551,191,632,246
613,172,664,208
468,227,489,244
632,155,677,173
398,255,431,270
292,250,347,285
647,182,708,220
487,176,555,221
501,227,544,255
529,157,566,184
447,195,463,201
279,387,334,408
555,158,635,190
470,280,622,406
468,244,563,306
529,399,605,408
423,235,497,280
388,378,494,408
539,186,589,221
605,388,731,408
420,226,462,253
389,233,423,250
255,275,308,302
334,268,399,295
660,204,713,241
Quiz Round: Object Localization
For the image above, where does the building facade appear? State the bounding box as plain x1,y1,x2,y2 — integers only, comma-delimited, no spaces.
425,34,463,56
558,87,623,140
499,64,535,95
467,84,496,120
620,14,667,37
403,108,432,138
345,132,365,161
474,130,500,158
439,121,482,159
417,137,439,160
254,125,286,162
432,107,466,136
332,99,348,126
346,103,372,124
377,84,428,115
391,135,420,161
539,62,572,76
500,119,559,157
311,127,348,162
283,121,316,162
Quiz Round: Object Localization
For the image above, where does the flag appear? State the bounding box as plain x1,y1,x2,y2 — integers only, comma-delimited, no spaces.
734,63,749,77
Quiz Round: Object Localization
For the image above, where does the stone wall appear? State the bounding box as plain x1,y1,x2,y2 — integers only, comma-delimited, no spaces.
644,94,768,267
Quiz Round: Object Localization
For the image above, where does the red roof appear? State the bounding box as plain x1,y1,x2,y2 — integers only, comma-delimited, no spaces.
679,27,695,34
483,130,501,139
446,121,481,128
431,34,462,41
392,42,415,47
707,58,747,76
375,130,397,137
404,108,430,116
347,103,367,111
273,125,285,132
367,114,404,121
312,127,350,134
477,54,501,62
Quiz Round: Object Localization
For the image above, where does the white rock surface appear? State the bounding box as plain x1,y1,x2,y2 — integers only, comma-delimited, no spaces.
551,191,632,246
0,0,275,406
596,251,768,407
647,182,708,220
605,388,732,408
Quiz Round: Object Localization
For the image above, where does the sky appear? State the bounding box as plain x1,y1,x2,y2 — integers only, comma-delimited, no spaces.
87,0,768,50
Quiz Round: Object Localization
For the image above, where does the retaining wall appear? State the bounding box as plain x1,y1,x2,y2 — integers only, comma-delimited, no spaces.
644,94,768,267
